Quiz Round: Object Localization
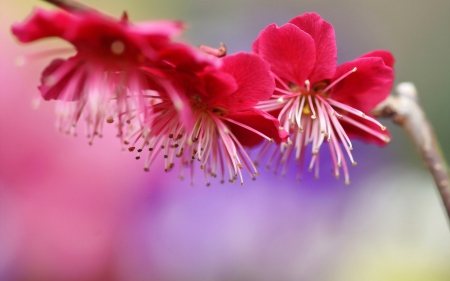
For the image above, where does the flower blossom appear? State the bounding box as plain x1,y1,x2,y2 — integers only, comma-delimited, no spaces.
253,13,394,183
11,7,211,144
127,52,288,185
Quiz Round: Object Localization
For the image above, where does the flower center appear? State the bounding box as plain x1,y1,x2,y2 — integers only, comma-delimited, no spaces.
256,67,389,184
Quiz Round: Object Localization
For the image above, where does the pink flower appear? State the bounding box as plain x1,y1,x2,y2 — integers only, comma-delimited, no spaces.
128,52,288,185
11,8,200,144
253,13,394,183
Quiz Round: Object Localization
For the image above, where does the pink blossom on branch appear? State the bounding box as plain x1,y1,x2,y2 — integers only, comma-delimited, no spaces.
253,13,394,183
11,8,213,144
130,52,288,185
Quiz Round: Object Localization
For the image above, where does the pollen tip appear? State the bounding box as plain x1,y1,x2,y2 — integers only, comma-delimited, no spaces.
135,156,140,160
348,146,353,151
277,97,284,103
240,182,244,186
352,67,357,72
311,115,316,119
269,138,274,142
254,172,260,177
305,79,310,85
143,167,149,172
251,177,256,181
314,175,319,179
278,126,284,130
128,147,135,152
345,179,350,185
352,161,357,166
361,113,366,118
220,180,225,184
381,126,387,131
106,117,114,123
206,183,211,187
385,137,391,143
337,163,342,168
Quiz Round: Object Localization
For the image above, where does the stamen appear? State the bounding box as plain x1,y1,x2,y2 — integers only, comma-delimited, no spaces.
307,95,316,119
305,80,311,91
220,116,274,142
322,67,357,93
327,99,387,130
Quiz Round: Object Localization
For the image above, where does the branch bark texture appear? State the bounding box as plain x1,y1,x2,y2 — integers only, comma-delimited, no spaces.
373,82,450,220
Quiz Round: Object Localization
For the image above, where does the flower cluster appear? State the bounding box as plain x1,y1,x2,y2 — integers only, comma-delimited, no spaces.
12,3,393,185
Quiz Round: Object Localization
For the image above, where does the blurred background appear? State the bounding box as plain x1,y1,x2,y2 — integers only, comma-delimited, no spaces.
1,0,449,280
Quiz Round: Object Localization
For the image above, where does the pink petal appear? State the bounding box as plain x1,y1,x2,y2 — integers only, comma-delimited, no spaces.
329,57,394,113
201,70,238,100
157,43,221,72
225,108,289,147
360,50,395,69
11,8,74,43
258,23,316,86
289,12,337,83
210,53,274,110
128,20,185,38
38,58,85,101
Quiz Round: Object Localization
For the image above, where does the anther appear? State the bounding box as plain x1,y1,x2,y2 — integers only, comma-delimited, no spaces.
106,117,114,123
277,97,284,103
381,126,386,131
352,162,357,166
128,147,135,152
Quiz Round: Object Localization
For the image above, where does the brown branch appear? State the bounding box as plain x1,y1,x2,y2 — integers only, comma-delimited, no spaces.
41,0,94,13
373,82,450,221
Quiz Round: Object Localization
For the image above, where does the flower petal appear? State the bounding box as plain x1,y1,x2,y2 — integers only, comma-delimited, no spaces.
38,57,85,101
329,57,394,113
289,12,337,83
257,23,316,86
201,70,238,100
225,108,289,147
359,50,395,69
209,52,274,110
11,8,74,43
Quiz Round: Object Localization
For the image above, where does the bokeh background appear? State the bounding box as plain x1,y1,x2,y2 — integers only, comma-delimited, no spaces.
1,0,449,280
